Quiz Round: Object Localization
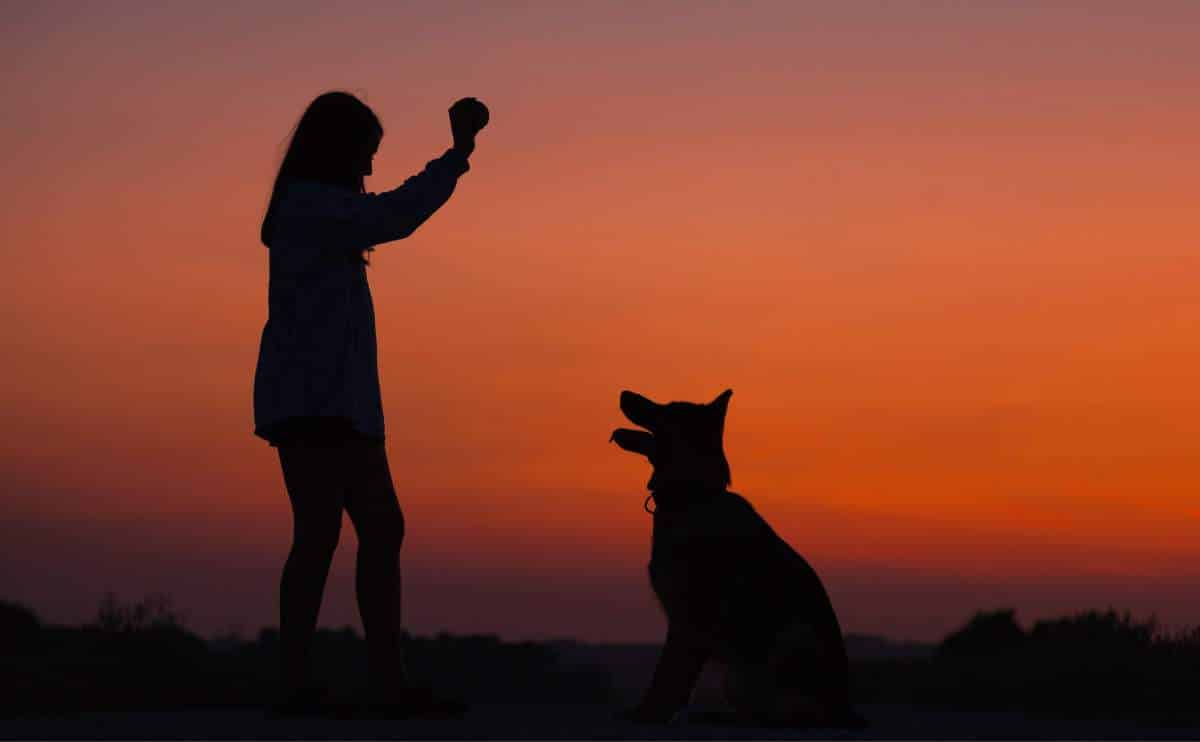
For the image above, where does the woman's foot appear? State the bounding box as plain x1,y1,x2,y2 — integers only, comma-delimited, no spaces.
357,685,469,719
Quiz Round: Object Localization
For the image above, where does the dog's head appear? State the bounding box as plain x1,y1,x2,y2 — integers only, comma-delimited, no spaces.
610,389,733,491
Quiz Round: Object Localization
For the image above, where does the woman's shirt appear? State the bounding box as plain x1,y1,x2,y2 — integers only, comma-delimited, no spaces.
260,415,375,448
253,148,470,445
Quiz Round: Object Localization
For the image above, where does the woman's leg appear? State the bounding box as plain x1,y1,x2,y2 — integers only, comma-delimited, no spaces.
342,440,407,697
277,442,348,695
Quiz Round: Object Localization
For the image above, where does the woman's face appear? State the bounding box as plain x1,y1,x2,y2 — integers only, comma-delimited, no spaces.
354,132,381,178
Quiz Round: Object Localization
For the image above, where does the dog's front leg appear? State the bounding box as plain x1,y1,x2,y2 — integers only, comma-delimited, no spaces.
625,623,710,723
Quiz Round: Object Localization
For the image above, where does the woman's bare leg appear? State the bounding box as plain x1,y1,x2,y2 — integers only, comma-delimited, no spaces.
277,442,347,695
342,440,407,698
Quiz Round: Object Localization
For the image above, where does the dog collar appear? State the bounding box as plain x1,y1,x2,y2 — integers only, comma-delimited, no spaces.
644,485,727,515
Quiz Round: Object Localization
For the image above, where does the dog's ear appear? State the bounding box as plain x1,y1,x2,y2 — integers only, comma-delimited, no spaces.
709,389,732,416
619,390,661,431
709,388,732,435
610,428,656,458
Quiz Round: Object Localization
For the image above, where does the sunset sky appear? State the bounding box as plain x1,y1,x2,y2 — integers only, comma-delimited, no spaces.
3,2,1198,643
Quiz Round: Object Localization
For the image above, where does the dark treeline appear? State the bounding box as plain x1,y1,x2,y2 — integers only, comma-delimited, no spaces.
3,597,1199,723
853,608,1200,725
0,595,612,715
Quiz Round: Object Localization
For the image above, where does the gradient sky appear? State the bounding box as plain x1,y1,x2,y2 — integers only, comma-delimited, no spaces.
3,1,1199,642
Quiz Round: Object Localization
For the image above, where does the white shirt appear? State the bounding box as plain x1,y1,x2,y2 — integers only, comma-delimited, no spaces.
253,148,471,443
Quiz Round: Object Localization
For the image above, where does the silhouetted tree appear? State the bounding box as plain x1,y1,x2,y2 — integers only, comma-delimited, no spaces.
93,592,183,633
938,609,1026,657
0,599,41,654
1029,609,1155,652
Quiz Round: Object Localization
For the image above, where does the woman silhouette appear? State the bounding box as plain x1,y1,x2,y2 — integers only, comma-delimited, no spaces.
253,91,488,716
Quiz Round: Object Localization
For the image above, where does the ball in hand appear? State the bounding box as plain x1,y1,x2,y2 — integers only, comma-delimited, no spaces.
449,97,489,136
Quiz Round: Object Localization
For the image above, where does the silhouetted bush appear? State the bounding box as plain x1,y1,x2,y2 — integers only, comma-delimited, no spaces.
937,609,1026,658
0,600,41,654
93,592,184,633
0,595,612,717
1029,609,1154,651
3,595,1198,724
853,607,1200,724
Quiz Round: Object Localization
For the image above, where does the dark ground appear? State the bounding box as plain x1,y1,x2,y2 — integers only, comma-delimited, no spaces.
4,703,1199,741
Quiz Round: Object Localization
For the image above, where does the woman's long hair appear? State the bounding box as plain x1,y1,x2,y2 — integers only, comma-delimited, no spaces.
261,91,383,264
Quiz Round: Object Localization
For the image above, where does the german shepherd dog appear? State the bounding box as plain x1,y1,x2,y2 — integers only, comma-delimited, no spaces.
611,389,861,727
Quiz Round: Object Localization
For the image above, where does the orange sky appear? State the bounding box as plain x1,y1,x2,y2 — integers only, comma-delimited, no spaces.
2,2,1199,642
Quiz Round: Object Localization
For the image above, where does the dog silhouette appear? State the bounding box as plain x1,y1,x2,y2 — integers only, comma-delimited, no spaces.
611,389,862,727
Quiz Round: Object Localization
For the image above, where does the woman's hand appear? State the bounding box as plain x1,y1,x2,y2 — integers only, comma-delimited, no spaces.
449,97,489,157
